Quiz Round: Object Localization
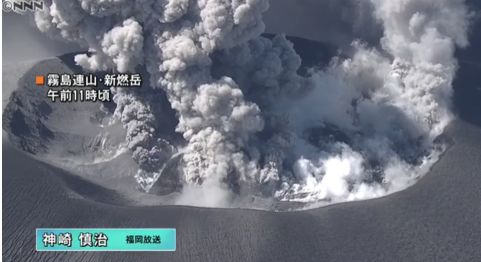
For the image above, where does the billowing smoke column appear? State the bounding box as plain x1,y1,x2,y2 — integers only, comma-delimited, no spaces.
270,0,472,203
33,0,471,208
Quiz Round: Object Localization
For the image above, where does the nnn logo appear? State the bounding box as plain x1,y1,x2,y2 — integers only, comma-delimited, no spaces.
3,0,44,13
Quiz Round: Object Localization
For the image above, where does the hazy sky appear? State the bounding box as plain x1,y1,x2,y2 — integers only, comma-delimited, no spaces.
2,13,80,63
264,0,382,47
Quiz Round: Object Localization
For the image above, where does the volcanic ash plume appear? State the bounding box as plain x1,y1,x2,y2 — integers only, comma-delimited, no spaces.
33,0,471,208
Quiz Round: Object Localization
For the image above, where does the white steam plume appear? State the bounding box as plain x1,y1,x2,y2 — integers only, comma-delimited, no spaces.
33,0,471,209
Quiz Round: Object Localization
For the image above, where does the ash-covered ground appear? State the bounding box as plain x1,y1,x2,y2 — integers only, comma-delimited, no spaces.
2,0,481,261
3,93,481,262
3,28,481,260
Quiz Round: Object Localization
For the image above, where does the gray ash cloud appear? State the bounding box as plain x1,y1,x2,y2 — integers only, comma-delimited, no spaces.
30,0,472,207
